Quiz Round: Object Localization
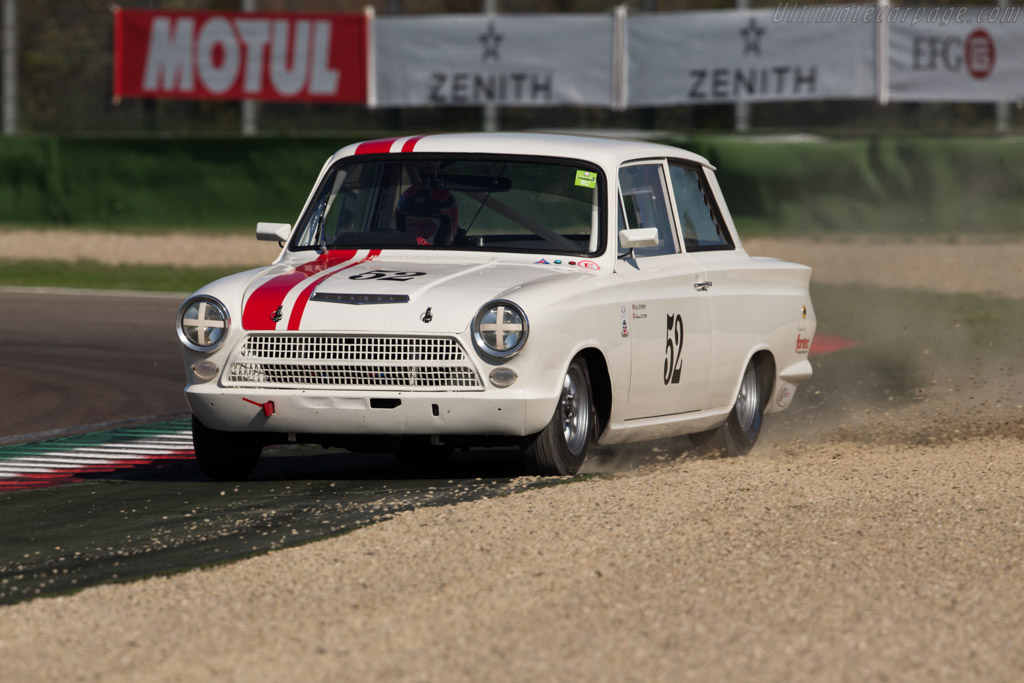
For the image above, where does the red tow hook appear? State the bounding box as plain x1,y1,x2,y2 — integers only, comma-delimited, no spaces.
242,397,275,417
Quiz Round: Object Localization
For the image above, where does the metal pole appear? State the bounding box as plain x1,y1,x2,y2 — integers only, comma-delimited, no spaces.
996,0,1011,133
482,0,498,132
241,0,258,136
734,0,750,132
2,0,16,135
877,0,890,106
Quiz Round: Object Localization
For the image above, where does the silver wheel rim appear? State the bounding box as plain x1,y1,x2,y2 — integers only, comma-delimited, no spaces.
561,364,590,456
735,363,760,433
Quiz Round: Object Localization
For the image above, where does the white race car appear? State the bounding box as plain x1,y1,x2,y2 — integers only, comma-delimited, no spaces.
177,133,814,480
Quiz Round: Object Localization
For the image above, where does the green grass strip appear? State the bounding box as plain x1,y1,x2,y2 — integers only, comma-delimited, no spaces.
0,259,241,293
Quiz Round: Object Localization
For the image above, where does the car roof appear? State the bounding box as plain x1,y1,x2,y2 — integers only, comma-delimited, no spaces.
331,132,713,170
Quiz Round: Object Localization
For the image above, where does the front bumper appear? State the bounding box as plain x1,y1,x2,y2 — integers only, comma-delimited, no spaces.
185,384,555,437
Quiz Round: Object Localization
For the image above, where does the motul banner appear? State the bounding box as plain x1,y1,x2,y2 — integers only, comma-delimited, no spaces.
373,14,615,108
627,8,876,106
887,8,1024,102
112,9,367,102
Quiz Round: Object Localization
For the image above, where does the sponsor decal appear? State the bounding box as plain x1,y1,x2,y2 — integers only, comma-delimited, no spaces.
578,259,601,271
620,304,630,338
112,9,366,102
776,383,794,408
912,28,996,81
688,18,817,100
664,313,684,385
535,258,550,265
420,307,433,323
427,20,554,106
795,334,811,353
575,170,598,189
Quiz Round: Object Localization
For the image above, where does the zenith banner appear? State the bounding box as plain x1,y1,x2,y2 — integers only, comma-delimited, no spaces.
627,8,876,106
887,8,1024,102
112,9,367,102
373,14,615,108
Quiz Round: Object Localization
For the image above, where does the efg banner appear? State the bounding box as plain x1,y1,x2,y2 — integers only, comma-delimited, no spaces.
887,7,1024,102
627,8,876,106
373,14,615,108
113,9,367,102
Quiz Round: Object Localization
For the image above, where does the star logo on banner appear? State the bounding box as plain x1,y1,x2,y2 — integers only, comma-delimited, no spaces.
739,18,765,56
479,20,503,62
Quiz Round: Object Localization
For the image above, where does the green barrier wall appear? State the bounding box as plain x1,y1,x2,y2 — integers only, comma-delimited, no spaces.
672,136,1024,235
1,135,1023,235
0,136,363,230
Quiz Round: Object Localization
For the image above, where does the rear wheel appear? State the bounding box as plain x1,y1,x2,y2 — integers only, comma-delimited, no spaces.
191,415,263,481
521,356,594,476
691,359,766,457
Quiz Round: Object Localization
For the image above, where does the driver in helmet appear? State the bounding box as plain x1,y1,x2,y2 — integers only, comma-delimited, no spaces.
396,185,460,246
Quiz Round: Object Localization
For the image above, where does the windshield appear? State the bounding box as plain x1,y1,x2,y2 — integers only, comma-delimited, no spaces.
290,155,605,255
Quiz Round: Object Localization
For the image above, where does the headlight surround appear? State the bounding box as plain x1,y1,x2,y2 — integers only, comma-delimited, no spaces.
177,296,230,352
472,300,529,359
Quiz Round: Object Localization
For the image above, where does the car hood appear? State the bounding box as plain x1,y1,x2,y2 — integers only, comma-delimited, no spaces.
239,253,584,333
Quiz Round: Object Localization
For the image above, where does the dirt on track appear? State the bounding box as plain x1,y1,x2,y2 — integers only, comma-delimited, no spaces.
2,231,1024,682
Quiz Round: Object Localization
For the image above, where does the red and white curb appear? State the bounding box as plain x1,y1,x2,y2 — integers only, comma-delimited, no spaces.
0,427,194,492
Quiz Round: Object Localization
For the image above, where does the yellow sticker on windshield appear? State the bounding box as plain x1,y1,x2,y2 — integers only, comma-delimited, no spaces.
575,170,597,189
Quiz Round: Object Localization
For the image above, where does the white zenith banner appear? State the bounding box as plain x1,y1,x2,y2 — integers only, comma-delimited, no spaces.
373,14,615,108
627,8,876,106
887,7,1024,102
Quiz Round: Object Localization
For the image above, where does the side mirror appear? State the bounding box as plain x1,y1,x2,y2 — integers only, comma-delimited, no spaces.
257,222,291,242
618,227,660,250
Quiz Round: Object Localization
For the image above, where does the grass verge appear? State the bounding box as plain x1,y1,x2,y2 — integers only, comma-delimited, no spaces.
0,260,241,293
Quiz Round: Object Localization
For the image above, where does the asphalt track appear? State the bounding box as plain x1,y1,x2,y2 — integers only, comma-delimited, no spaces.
0,289,542,604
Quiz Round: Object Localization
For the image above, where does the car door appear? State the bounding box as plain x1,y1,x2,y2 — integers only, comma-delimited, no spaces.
615,160,712,420
665,161,753,410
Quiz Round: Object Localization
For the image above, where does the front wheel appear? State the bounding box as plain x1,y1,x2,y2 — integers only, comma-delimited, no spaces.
691,359,766,457
521,355,594,476
191,415,264,481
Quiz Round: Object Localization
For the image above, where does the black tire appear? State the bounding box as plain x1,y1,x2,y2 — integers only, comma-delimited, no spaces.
521,355,594,476
191,415,263,481
691,359,766,457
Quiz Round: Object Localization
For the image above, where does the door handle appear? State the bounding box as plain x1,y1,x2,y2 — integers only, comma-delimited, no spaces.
694,281,712,291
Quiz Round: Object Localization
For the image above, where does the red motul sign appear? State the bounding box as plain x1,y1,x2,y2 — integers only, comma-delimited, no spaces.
113,9,366,102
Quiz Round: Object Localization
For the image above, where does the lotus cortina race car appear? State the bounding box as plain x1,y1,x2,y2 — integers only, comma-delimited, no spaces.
177,132,815,480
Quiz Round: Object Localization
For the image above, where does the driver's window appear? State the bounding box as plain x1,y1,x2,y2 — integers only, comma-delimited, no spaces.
618,164,677,257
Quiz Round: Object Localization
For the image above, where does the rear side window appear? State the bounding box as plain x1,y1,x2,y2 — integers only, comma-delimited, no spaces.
668,164,733,251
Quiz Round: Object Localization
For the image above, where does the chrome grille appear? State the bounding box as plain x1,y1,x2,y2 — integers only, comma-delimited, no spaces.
226,334,482,390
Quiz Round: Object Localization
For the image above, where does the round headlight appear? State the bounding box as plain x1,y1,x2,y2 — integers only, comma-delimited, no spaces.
177,296,230,352
472,300,529,359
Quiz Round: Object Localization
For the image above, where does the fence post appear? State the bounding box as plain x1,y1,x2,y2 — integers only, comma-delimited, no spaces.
2,0,16,135
241,0,258,136
482,0,499,132
734,0,750,132
996,0,1011,133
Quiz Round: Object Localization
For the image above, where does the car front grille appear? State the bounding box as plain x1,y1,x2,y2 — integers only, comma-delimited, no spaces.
225,334,483,390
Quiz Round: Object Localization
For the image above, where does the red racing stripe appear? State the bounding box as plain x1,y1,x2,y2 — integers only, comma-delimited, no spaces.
242,252,357,331
401,135,426,152
287,250,381,330
354,137,400,155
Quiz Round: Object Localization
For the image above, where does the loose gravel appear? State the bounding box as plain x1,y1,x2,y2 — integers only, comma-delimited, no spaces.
2,231,1023,682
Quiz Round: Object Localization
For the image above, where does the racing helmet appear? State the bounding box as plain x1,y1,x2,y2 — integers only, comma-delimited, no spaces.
395,185,459,245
